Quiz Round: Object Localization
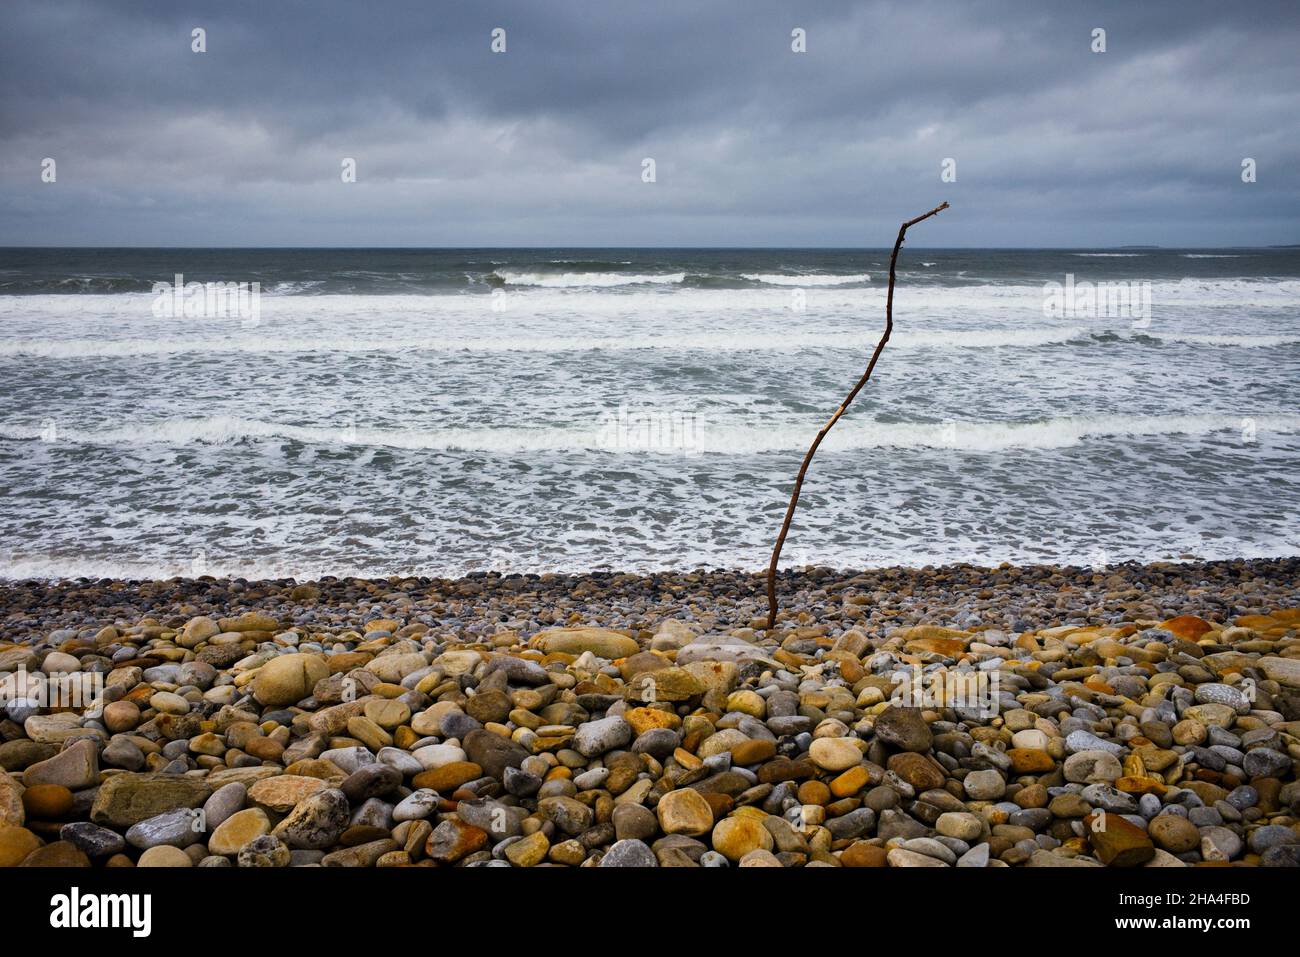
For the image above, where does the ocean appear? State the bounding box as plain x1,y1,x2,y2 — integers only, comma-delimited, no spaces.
1,247,1297,581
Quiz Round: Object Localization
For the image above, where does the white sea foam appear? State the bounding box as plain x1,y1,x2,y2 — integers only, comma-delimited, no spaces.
9,314,1300,360
740,273,870,285
6,539,1295,584
0,555,399,583
5,412,1296,454
1147,332,1300,347
265,280,326,294
493,271,686,287
4,278,1299,323
0,326,1089,359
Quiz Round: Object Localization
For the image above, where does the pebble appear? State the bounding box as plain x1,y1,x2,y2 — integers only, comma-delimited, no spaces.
572,716,633,757
208,808,271,856
901,836,957,864
872,706,933,752
1011,729,1049,751
809,737,862,772
247,776,327,813
272,789,350,849
1200,826,1244,862
1065,731,1125,756
887,847,948,867
0,561,1293,870
60,821,126,858
22,783,75,819
1262,845,1300,867
150,691,191,715
0,825,42,866
91,774,211,829
393,789,439,822
425,819,488,863
457,798,526,838
1086,812,1155,867
101,738,145,772
1148,814,1200,854
504,831,550,866
253,653,329,707
22,738,98,790
957,842,990,867
1243,749,1291,778
126,808,206,850
102,700,141,733
963,769,1006,801
1063,750,1123,784
19,841,91,867
599,838,658,867
202,783,248,831
137,845,193,867
1248,824,1300,854
711,815,774,862
612,803,658,842
238,834,291,867
935,811,983,841
414,761,482,792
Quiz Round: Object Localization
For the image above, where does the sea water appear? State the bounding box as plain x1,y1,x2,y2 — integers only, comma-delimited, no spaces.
0,247,1296,579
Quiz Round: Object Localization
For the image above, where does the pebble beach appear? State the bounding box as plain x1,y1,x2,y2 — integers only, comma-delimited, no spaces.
2,557,1299,869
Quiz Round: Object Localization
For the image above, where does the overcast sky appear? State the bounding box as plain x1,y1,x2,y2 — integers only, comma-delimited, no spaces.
1,0,1297,247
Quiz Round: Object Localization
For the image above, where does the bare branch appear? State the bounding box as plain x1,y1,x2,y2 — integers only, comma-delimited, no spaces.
764,201,949,630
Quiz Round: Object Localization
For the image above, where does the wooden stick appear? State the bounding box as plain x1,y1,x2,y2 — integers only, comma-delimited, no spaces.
764,201,949,630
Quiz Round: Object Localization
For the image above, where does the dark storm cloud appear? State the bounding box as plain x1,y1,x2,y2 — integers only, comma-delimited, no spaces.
1,0,1297,245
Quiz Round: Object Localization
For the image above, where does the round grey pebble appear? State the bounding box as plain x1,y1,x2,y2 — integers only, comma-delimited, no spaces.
598,839,658,867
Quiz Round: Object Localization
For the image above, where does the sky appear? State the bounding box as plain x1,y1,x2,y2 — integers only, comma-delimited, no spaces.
1,0,1297,247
